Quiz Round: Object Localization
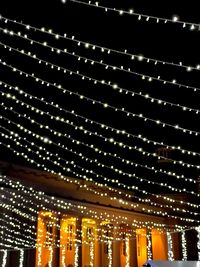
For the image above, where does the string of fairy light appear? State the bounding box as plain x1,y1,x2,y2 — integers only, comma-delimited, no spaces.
0,62,199,172
1,27,200,115
0,84,199,193
0,125,197,221
2,94,198,198
0,3,199,261
0,76,198,219
61,0,200,31
0,17,199,220
0,82,199,206
0,78,199,188
0,39,200,137
0,17,199,156
1,172,190,236
1,95,200,209
1,43,199,139
1,124,200,224
0,75,199,173
1,15,200,72
1,115,200,224
0,93,198,163
0,171,194,265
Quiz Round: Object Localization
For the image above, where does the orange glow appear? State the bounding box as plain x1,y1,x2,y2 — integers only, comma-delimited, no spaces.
151,229,168,260
136,228,147,267
35,211,57,267
60,217,76,267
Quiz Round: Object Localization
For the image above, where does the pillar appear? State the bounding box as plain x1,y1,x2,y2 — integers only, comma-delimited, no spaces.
113,225,120,267
129,228,137,267
76,217,82,267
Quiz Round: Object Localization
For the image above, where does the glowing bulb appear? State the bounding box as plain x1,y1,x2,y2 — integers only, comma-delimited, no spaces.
172,15,179,22
43,137,50,143
138,54,144,61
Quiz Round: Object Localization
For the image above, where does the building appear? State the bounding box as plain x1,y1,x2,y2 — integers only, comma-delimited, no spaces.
0,161,199,267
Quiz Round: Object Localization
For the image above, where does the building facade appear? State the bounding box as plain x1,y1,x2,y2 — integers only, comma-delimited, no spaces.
0,162,198,267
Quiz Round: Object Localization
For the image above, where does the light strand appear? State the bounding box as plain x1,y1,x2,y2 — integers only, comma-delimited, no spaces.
1,116,199,216
1,116,200,215
167,231,174,261
1,84,199,179
1,44,200,136
1,92,199,200
1,59,200,147
1,15,200,72
147,231,152,260
0,173,193,233
196,226,200,260
181,231,187,261
0,122,200,220
1,28,199,115
19,249,24,267
0,81,198,160
2,250,7,267
64,0,200,31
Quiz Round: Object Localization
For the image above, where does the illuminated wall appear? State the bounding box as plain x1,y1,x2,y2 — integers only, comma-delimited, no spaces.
60,216,76,267
136,228,147,267
101,221,113,267
151,229,168,260
82,218,97,267
35,211,170,267
120,224,131,267
35,211,57,267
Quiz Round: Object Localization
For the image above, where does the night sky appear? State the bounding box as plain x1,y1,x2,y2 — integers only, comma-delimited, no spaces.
0,0,200,220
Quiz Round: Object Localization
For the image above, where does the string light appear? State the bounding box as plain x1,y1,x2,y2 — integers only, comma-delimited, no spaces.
0,60,199,147
49,246,53,267
19,249,24,267
1,84,199,180
1,170,184,232
0,43,200,136
1,30,199,115
125,236,130,267
74,237,79,267
1,122,200,222
4,113,200,207
37,246,42,267
0,170,193,260
62,0,200,31
0,82,198,161
196,226,200,260
1,116,199,219
108,239,112,267
89,237,94,267
2,131,200,219
1,51,199,137
147,231,152,260
2,250,8,267
61,244,66,266
2,90,196,191
167,231,174,261
0,218,35,247
1,15,200,72
0,81,199,197
181,231,187,261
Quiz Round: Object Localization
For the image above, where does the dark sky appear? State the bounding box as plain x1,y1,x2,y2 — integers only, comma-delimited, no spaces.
0,0,200,218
